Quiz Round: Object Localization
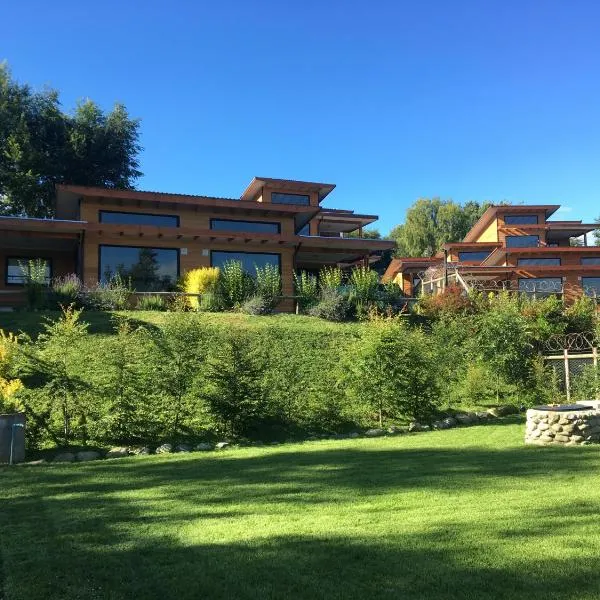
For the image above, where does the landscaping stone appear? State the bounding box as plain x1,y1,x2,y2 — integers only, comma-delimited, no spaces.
348,432,360,439
476,411,490,420
195,442,213,451
364,428,386,437
387,426,405,434
432,421,447,430
525,407,600,446
53,452,75,462
455,414,476,425
76,450,101,462
155,443,173,454
215,442,230,449
136,447,152,455
408,422,423,432
442,417,457,428
175,444,192,453
106,447,129,459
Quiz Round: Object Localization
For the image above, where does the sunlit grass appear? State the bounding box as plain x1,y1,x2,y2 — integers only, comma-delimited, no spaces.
2,422,600,599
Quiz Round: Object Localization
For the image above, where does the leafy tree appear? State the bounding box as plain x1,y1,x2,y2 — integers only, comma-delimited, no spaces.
347,228,381,239
0,62,141,217
389,198,490,257
594,216,600,246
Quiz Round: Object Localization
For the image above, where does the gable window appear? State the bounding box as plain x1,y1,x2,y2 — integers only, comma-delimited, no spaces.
581,257,600,265
504,215,539,225
457,251,490,262
99,211,179,228
210,219,280,234
6,258,51,285
99,245,179,291
271,192,310,206
518,277,563,296
506,235,540,248
211,251,281,275
517,258,561,266
582,277,600,297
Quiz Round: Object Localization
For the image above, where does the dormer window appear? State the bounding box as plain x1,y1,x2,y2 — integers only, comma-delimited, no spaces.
504,215,538,225
271,192,310,206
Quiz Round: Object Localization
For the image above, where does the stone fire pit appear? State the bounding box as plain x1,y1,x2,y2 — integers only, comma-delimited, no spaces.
525,401,600,446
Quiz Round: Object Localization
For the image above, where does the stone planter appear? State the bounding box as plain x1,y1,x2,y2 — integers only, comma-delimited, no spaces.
525,403,600,446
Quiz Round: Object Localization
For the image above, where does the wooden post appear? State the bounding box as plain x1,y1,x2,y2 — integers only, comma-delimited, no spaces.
593,346,598,400
564,348,571,402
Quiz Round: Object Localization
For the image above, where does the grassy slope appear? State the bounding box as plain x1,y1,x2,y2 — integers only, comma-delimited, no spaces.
1,422,600,600
0,310,365,338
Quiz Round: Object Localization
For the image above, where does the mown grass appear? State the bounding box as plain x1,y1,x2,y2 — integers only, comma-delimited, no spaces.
1,422,600,599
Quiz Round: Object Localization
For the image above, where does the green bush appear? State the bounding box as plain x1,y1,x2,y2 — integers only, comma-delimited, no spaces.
319,266,343,292
137,295,167,311
218,261,255,309
294,271,319,312
308,288,353,322
254,264,281,312
51,274,82,307
82,275,133,310
239,295,271,316
20,259,49,310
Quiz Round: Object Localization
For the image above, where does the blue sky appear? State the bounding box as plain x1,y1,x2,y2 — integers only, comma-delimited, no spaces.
3,0,600,234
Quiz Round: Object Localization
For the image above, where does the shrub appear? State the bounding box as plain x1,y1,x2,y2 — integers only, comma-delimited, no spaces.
239,295,270,316
564,295,597,334
20,259,49,310
308,288,353,322
182,267,220,311
51,274,82,307
349,266,379,304
137,295,166,311
0,330,24,413
218,261,255,309
82,275,133,310
417,285,475,318
351,321,439,424
254,263,281,312
202,331,266,437
319,266,343,292
294,271,319,311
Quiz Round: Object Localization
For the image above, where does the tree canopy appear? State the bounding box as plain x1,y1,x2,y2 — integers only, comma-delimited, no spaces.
388,198,490,257
0,63,142,217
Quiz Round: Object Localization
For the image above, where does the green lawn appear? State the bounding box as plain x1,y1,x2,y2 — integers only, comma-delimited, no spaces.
1,422,600,599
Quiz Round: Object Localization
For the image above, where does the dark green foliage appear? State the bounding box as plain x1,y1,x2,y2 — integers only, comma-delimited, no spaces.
308,288,353,322
239,295,271,316
217,261,255,309
0,63,141,217
136,295,167,311
352,321,439,424
202,332,266,436
254,263,281,311
293,271,319,311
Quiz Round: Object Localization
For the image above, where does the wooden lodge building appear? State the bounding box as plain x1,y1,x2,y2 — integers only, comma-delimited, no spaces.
0,177,394,310
383,204,600,301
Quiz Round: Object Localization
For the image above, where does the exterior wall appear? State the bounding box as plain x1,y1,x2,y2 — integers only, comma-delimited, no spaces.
475,219,499,243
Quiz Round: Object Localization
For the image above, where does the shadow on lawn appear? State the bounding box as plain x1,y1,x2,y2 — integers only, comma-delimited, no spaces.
3,444,600,599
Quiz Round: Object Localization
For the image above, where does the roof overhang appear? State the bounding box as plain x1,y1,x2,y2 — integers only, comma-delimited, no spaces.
240,177,336,202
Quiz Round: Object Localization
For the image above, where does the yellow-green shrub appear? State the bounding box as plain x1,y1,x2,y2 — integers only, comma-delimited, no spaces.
182,267,220,310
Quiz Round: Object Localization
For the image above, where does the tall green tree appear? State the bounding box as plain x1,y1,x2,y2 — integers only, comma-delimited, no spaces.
0,62,142,217
389,198,490,257
594,216,600,246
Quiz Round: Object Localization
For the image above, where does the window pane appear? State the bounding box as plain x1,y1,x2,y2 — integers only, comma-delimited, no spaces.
517,258,561,266
271,192,310,205
211,251,280,275
210,219,280,234
506,235,539,248
99,211,179,227
504,215,538,225
6,258,51,285
99,246,179,291
457,251,490,262
297,224,310,236
582,277,600,297
518,277,562,295
581,257,600,265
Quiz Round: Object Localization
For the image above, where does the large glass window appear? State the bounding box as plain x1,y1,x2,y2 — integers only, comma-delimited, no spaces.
271,192,310,206
6,258,51,285
517,257,561,266
457,251,490,262
99,245,179,291
99,211,179,228
506,235,540,248
518,277,563,296
504,215,539,225
211,251,281,275
296,224,311,236
210,219,280,234
582,277,600,297
581,257,600,265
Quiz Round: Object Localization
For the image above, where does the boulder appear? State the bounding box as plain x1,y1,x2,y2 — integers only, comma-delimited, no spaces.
175,444,192,453
455,414,476,425
53,452,75,463
348,432,360,439
215,442,230,450
364,428,386,437
106,447,129,459
75,450,101,462
155,443,173,454
387,426,405,435
443,417,458,427
136,447,152,455
195,442,213,451
408,422,423,432
476,411,489,420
